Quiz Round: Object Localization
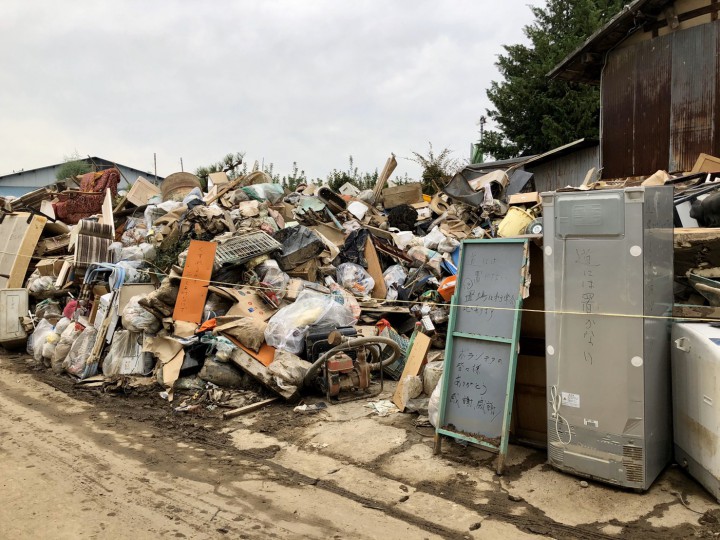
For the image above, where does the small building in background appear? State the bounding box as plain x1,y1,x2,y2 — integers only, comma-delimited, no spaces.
0,157,162,197
549,0,720,178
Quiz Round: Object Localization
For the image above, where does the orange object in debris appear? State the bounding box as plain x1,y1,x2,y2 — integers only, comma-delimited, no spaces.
437,276,457,302
197,318,217,333
173,240,217,324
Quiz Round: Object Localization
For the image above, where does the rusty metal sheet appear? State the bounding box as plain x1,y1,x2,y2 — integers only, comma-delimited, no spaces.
669,22,718,172
633,37,672,175
602,46,635,178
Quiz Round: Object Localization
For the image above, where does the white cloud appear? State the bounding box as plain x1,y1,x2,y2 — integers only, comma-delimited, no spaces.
0,0,534,181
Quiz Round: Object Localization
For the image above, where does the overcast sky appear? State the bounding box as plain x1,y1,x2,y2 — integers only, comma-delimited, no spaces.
0,1,535,182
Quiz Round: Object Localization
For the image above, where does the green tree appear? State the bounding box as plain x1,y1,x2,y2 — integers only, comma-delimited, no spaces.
325,156,380,192
195,152,245,189
55,152,91,182
410,143,462,194
479,0,624,160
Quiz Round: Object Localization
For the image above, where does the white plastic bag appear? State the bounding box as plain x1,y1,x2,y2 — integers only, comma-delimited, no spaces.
422,226,447,250
52,323,82,374
336,263,375,298
429,373,444,428
103,331,150,377
383,265,407,301
122,295,161,334
31,319,55,363
423,361,444,396
63,326,98,377
264,290,356,353
267,351,310,387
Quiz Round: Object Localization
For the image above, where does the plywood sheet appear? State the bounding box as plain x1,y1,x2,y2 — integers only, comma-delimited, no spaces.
172,240,217,323
365,238,387,299
126,176,161,207
0,212,47,289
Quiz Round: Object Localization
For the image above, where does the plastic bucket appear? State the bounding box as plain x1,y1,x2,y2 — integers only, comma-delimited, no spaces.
497,206,534,238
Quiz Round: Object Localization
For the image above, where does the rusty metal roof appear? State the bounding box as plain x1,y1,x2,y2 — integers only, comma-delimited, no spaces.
547,0,673,84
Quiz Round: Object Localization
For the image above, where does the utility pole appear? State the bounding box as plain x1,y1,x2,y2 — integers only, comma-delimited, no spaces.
180,157,184,172
478,115,486,164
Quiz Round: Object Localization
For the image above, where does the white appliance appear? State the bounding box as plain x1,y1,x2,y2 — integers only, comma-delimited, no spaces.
672,322,720,502
0,288,28,343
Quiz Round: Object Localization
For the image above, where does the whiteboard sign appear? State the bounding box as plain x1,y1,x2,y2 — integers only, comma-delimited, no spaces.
435,239,529,473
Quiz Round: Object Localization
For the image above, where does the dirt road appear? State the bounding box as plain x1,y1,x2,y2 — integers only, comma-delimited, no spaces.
1,353,717,539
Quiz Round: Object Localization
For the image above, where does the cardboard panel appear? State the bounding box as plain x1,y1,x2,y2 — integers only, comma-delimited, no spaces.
0,212,47,289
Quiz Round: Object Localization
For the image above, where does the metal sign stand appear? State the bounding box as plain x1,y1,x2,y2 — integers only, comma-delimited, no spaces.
433,238,529,474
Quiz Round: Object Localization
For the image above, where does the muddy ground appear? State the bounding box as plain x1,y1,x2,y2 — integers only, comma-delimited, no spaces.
1,351,718,539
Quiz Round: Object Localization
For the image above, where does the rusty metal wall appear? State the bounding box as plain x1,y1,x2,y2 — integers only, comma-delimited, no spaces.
602,20,720,177
530,146,600,191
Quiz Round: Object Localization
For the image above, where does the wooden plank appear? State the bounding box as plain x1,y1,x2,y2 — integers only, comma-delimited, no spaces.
673,304,720,321
230,348,297,400
392,332,431,412
674,228,720,277
0,213,47,289
223,397,278,419
365,237,388,299
172,240,217,323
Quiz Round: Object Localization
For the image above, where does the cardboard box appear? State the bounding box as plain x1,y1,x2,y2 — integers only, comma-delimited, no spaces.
208,171,230,190
509,192,541,206
382,183,423,209
226,287,277,321
36,259,65,277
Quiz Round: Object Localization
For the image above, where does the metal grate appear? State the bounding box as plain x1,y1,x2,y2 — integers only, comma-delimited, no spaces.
623,445,644,484
547,423,566,465
214,231,282,267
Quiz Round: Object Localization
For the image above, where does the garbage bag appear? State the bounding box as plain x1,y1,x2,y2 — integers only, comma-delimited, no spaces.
102,331,151,377
387,204,418,231
339,228,368,267
52,323,82,374
429,373,444,428
63,326,98,377
423,361,444,396
122,295,161,334
267,351,309,387
257,262,290,302
265,290,356,354
198,358,246,388
54,317,72,336
242,183,285,204
422,226,447,250
383,265,407,301
28,276,56,295
273,226,324,271
31,319,55,363
336,263,375,298
216,318,267,353
35,299,62,320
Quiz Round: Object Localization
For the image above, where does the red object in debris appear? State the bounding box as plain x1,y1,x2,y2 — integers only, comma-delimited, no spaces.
53,169,120,224
437,276,457,302
63,299,79,319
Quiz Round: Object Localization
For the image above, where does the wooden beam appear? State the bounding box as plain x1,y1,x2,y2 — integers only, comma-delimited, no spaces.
223,397,278,419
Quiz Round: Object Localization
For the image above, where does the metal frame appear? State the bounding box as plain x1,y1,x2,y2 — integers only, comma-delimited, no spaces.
433,238,529,474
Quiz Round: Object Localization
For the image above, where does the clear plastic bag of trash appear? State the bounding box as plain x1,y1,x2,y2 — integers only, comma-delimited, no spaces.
200,334,237,361
122,295,161,334
29,276,57,295
52,322,82,374
63,326,98,377
265,290,356,354
103,331,151,377
438,236,460,254
336,263,375,298
383,265,407,301
35,298,62,320
257,262,290,301
31,319,54,363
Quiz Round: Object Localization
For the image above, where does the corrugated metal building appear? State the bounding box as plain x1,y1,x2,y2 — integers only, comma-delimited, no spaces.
467,139,600,192
0,157,162,197
549,0,720,178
